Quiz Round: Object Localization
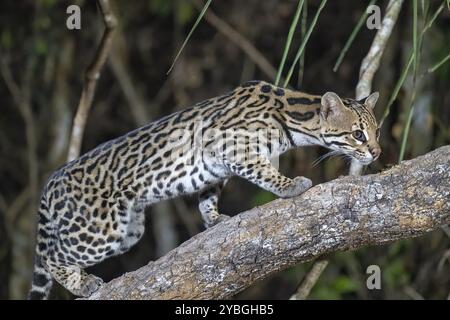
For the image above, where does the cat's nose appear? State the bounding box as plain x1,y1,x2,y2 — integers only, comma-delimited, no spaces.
370,147,381,160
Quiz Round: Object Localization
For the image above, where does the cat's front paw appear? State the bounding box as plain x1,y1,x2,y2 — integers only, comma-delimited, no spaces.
283,176,312,198
204,214,231,228
70,274,104,297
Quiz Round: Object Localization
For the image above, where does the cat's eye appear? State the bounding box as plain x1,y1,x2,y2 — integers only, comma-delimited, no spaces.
352,130,366,142
376,128,380,140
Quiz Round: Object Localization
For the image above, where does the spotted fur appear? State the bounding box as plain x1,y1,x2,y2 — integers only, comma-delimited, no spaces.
28,81,381,299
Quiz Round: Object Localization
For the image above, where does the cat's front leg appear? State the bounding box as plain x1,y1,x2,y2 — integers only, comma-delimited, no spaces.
198,180,230,228
226,156,312,198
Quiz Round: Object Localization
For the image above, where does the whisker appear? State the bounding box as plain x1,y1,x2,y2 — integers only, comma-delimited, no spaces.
312,150,340,167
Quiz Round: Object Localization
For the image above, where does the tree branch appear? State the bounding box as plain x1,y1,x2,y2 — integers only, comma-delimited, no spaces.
67,0,117,161
192,0,278,82
292,0,405,299
289,259,329,300
356,0,404,100
87,145,450,299
350,0,404,175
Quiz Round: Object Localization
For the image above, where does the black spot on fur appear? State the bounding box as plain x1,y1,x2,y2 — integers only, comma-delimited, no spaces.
33,273,49,287
242,80,261,87
28,291,46,300
287,97,320,105
286,111,315,121
274,88,285,96
261,84,271,93
176,183,185,193
68,224,80,233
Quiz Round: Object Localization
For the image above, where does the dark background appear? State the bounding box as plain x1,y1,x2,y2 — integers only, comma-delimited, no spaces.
0,0,449,299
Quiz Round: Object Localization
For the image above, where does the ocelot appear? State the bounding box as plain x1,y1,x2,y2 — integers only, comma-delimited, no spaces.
28,80,381,299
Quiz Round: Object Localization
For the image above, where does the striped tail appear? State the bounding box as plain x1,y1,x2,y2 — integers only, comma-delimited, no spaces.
29,194,56,299
28,254,53,300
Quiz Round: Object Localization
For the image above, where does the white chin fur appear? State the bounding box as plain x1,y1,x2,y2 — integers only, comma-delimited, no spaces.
357,158,373,165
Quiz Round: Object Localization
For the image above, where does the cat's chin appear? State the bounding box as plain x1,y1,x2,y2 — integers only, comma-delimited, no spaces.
356,158,374,165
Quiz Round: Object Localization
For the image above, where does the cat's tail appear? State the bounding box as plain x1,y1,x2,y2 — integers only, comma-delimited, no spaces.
28,199,55,300
28,253,53,300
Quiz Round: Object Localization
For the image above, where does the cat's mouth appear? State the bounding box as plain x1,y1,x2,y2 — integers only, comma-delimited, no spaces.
333,148,375,165
351,152,375,165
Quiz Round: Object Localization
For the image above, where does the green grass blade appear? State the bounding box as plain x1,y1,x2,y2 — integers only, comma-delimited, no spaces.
422,0,430,20
425,3,444,31
412,0,418,77
380,52,414,126
283,0,327,87
167,0,213,75
398,91,417,162
275,0,304,86
427,52,450,74
381,1,445,126
298,0,308,88
398,0,422,163
333,0,377,72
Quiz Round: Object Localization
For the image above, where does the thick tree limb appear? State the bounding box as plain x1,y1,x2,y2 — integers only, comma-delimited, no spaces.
88,146,450,299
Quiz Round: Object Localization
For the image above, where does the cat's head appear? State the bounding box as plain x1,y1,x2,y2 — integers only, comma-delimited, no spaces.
319,91,381,165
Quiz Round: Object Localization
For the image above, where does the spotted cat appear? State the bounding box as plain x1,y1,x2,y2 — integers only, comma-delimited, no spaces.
28,80,381,299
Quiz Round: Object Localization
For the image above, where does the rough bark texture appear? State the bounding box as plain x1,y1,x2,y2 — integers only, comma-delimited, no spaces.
88,146,450,300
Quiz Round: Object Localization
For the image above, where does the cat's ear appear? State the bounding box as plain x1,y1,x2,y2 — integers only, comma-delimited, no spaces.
362,92,379,110
321,92,344,119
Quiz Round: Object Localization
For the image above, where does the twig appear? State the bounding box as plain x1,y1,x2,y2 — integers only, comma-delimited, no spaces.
0,53,38,214
350,0,404,175
5,187,30,227
110,35,149,125
192,0,277,81
0,57,22,106
290,260,328,300
403,286,425,300
67,0,117,161
424,51,450,75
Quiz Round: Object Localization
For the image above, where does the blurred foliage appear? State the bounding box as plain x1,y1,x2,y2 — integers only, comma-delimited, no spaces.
251,190,277,208
149,0,195,25
0,0,449,300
